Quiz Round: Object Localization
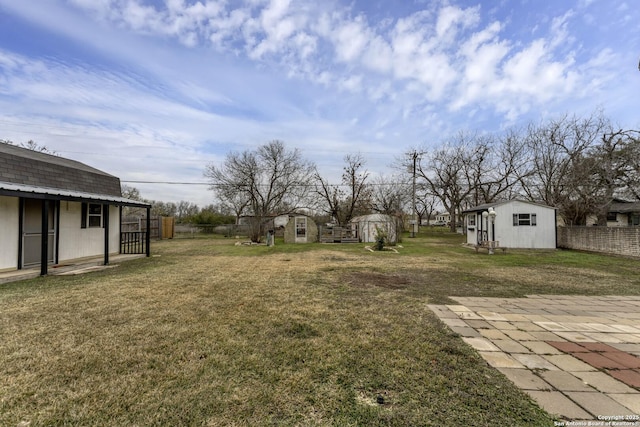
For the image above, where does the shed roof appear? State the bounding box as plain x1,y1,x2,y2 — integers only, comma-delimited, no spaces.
0,143,149,207
0,142,121,197
463,199,556,214
350,213,396,223
0,181,149,207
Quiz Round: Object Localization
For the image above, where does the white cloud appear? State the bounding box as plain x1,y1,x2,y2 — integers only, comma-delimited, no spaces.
332,15,372,63
435,4,480,41
2,0,639,204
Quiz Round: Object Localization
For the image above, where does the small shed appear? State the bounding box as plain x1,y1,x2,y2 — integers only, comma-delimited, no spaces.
283,215,318,243
0,142,151,276
463,200,557,249
350,214,398,244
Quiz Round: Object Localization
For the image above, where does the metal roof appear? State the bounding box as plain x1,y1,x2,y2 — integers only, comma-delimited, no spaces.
462,199,556,213
0,181,150,207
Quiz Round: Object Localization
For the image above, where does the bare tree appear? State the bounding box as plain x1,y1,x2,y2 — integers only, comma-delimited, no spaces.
520,113,608,225
415,186,440,226
217,188,250,225
204,140,315,242
586,127,640,225
2,139,58,155
370,174,409,216
341,153,371,223
176,201,199,223
415,133,484,231
466,131,531,206
314,153,371,225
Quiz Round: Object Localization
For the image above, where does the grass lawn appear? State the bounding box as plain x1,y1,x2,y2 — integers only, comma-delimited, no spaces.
2,231,640,426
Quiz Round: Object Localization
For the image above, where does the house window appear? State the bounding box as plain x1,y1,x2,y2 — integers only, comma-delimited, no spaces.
513,213,537,226
81,203,104,228
606,212,617,221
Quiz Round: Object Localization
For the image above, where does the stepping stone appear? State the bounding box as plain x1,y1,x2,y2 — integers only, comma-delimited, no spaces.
565,392,635,417
539,371,593,392
572,371,637,394
478,351,524,368
523,391,591,419
497,368,551,390
512,354,559,371
461,337,500,352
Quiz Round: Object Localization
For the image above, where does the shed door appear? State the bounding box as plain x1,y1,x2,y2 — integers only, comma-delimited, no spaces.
22,199,56,267
295,217,307,243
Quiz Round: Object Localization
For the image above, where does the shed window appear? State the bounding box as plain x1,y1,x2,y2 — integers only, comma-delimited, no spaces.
296,217,307,237
81,203,104,228
467,214,476,226
513,213,536,226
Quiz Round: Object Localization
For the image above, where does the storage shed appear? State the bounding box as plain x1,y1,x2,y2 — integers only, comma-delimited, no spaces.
283,215,318,243
350,214,398,244
463,200,557,249
0,142,151,276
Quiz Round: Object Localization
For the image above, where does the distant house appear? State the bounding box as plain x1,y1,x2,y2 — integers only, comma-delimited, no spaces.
350,214,398,244
283,214,318,243
585,200,640,227
434,212,451,225
0,142,150,276
463,200,557,249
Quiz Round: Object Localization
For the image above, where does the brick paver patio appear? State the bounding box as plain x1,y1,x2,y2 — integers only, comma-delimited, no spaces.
429,295,640,422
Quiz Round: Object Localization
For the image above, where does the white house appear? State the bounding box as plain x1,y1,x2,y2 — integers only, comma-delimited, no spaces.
463,200,557,249
583,200,640,227
0,142,150,276
434,212,451,224
350,214,398,244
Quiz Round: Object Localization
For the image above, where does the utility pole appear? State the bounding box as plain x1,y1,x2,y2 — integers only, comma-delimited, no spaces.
410,151,418,238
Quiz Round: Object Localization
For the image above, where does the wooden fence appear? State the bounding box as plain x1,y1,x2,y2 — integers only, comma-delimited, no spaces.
122,216,175,239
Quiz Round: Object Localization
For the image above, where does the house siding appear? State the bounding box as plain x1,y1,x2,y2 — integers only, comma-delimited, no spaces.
498,201,556,249
58,202,120,261
0,196,19,271
466,200,556,249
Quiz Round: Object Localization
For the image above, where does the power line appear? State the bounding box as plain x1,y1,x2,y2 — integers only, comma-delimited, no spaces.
121,180,412,187
122,180,210,185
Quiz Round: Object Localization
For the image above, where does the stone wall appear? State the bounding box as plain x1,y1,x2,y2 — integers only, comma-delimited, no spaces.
557,226,640,257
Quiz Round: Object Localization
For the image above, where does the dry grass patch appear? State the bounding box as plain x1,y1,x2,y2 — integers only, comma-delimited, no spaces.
2,234,639,425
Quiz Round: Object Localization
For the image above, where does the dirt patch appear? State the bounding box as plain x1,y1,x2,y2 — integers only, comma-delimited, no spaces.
342,271,417,290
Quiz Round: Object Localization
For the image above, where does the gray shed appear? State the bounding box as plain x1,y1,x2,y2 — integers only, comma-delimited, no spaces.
283,215,318,243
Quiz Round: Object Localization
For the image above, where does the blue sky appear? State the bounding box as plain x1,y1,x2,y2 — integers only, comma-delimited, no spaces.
1,0,639,206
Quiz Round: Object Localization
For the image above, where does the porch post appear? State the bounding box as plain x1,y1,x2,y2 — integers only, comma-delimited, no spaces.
146,207,151,257
104,204,110,265
17,198,24,270
119,206,122,254
40,199,48,276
